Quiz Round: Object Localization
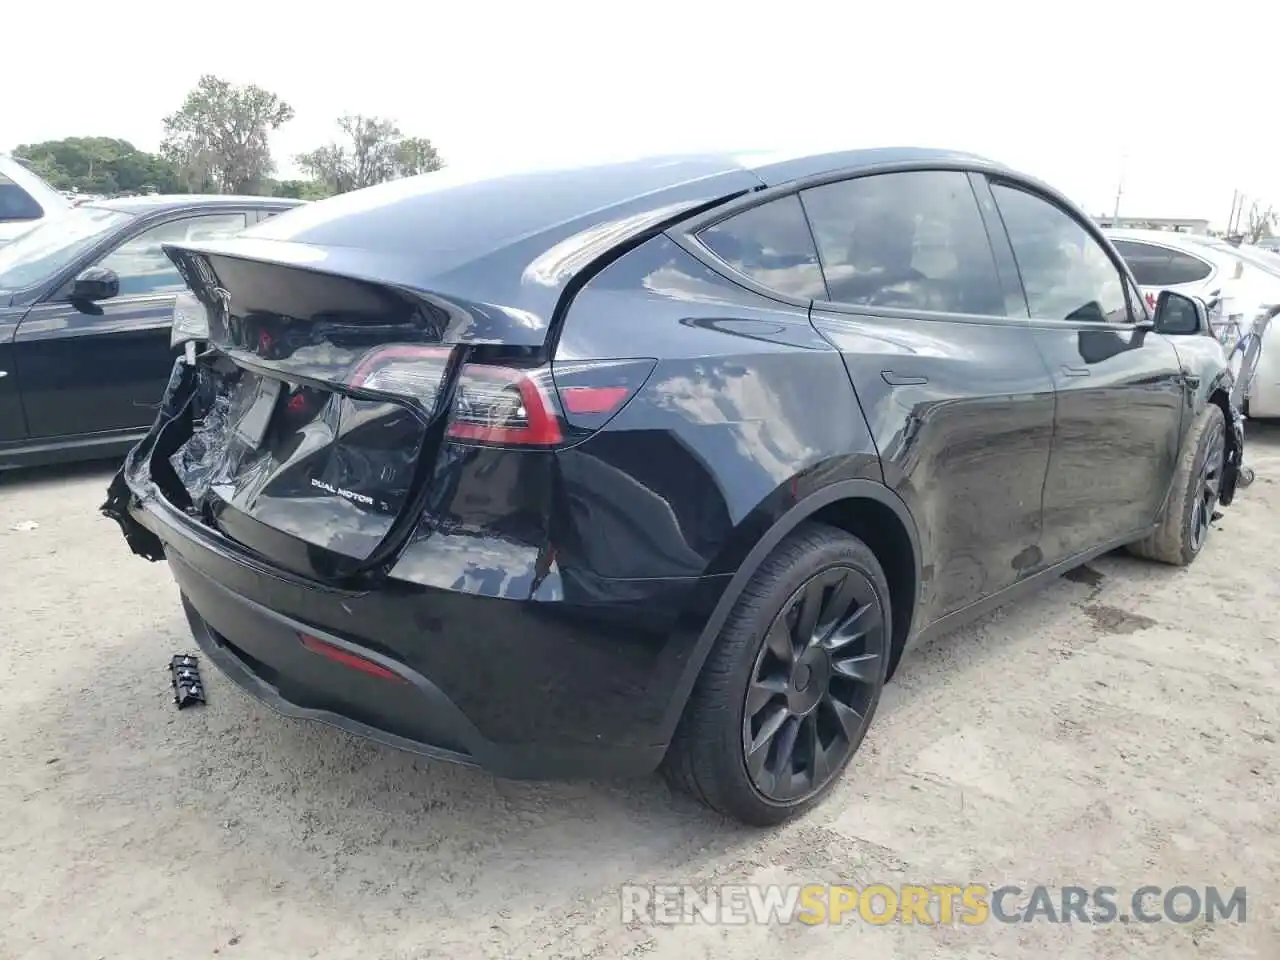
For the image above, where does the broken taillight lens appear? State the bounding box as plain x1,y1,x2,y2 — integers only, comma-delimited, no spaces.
347,345,454,415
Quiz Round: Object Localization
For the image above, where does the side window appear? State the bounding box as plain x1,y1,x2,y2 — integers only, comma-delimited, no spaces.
1110,239,1169,286
1111,239,1213,287
991,183,1129,324
800,170,1006,316
696,195,828,299
0,174,43,222
1162,249,1213,284
97,213,247,296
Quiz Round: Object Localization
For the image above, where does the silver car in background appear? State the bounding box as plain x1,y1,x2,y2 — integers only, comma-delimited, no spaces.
1106,227,1280,417
0,155,70,248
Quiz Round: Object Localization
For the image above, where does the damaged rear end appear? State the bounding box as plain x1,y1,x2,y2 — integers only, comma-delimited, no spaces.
101,161,753,582
96,162,755,776
103,241,658,579
98,244,664,773
108,248,483,580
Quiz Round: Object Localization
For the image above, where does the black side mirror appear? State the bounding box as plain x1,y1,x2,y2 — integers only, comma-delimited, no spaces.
1152,290,1207,336
70,266,120,303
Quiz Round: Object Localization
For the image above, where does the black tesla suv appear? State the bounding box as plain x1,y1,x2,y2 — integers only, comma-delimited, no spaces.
104,148,1241,826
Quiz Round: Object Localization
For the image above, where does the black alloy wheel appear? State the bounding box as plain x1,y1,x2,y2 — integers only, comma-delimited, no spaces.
741,564,886,803
1190,415,1225,554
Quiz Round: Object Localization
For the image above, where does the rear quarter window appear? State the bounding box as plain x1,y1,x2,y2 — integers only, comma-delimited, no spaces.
695,195,829,300
1110,239,1212,286
0,175,43,221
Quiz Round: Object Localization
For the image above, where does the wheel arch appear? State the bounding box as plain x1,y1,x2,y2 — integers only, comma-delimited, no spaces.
658,479,923,745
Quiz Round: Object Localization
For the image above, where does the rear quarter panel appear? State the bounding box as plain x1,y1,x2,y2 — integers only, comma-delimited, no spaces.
552,233,883,581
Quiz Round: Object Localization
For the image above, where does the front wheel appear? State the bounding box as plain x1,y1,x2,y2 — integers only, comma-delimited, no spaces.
1128,404,1227,566
663,523,891,826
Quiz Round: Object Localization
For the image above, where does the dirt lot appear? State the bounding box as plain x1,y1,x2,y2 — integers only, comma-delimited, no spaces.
2,431,1279,960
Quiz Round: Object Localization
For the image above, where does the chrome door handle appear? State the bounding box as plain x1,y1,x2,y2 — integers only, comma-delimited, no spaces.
1061,365,1091,377
0,370,8,378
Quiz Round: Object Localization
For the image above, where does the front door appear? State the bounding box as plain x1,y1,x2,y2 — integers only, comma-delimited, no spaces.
14,211,247,439
985,179,1185,564
798,169,1057,627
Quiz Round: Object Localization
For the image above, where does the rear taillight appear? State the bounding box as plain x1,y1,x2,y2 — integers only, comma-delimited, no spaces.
448,365,564,446
348,346,655,449
446,358,658,447
551,358,656,431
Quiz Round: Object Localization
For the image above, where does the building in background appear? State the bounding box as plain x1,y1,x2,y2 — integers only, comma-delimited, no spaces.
1094,215,1210,234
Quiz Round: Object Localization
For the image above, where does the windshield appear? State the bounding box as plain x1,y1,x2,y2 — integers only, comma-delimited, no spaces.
0,206,133,295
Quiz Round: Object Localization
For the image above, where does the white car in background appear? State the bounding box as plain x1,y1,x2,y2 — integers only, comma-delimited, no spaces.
1106,227,1280,418
0,154,70,247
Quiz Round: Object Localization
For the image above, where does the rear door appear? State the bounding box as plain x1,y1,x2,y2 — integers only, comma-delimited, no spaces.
985,179,1185,564
15,211,248,439
799,168,1057,627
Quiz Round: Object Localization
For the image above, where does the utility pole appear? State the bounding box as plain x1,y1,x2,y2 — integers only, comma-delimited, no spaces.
1228,191,1246,236
1112,154,1126,220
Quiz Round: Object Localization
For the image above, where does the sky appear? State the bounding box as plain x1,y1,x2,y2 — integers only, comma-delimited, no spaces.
3,0,1275,228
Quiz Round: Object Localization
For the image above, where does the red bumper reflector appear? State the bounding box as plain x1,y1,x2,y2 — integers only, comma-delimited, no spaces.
299,633,405,682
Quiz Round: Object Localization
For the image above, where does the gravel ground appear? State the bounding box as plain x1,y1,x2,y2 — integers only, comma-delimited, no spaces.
2,429,1279,959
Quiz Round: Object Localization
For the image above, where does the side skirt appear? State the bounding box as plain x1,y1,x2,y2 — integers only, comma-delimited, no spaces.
0,427,147,470
905,526,1156,655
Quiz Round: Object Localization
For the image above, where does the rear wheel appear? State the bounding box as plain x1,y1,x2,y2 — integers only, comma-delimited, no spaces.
1128,404,1226,566
664,523,890,826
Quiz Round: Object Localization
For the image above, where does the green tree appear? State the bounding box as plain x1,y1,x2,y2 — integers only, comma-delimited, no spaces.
298,115,442,195
267,178,333,201
161,75,295,194
395,137,443,177
12,137,184,195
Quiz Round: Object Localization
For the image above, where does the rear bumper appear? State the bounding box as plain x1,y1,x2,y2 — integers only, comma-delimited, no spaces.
110,455,727,780
179,581,483,769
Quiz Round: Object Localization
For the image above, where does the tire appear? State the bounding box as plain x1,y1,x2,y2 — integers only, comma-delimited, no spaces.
1127,403,1227,566
663,522,891,826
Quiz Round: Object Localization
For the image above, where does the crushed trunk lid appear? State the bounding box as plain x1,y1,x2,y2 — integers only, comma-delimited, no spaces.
123,247,481,579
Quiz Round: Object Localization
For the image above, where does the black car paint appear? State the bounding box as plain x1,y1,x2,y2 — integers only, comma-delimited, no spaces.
0,197,301,467
104,149,1240,780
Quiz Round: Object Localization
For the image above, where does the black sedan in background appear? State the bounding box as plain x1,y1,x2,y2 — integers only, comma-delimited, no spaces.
0,195,302,468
